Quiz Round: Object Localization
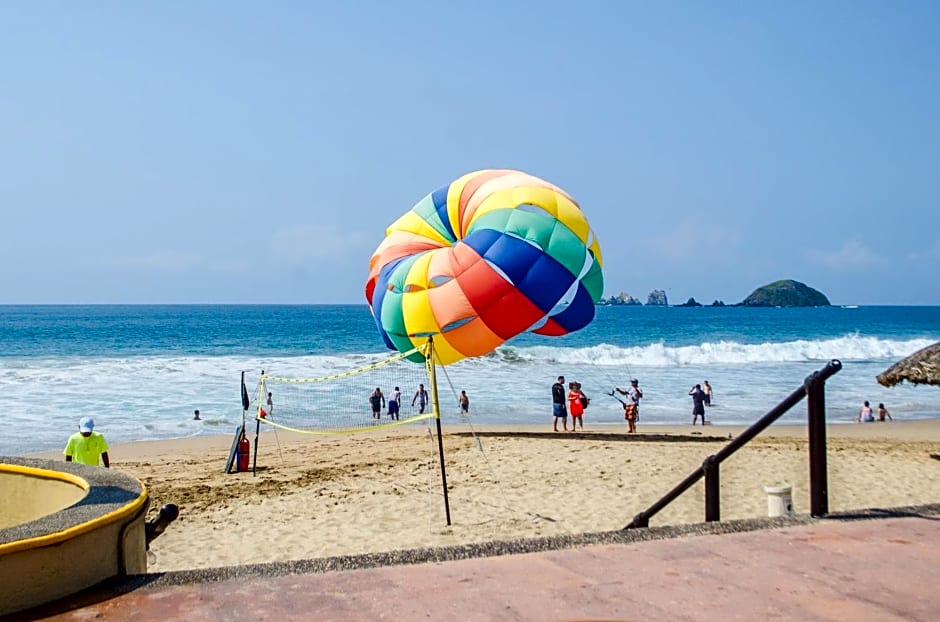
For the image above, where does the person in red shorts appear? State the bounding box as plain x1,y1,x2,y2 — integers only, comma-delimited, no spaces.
616,379,643,433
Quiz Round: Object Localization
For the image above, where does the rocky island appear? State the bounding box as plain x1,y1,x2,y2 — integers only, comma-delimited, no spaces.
596,280,831,307
739,279,831,307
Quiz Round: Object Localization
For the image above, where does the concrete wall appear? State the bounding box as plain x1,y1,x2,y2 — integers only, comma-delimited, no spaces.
0,459,149,617
0,516,147,615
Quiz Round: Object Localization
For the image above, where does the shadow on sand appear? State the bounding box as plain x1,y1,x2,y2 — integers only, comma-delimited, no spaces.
822,504,940,523
451,430,726,444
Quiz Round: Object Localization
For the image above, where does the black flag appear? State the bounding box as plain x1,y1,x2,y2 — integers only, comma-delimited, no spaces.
241,371,250,411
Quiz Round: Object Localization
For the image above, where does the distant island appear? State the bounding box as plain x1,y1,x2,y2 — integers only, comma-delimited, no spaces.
739,280,831,307
597,279,830,308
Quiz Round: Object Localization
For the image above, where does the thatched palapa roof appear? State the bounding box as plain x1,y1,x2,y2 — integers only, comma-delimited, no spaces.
876,341,940,388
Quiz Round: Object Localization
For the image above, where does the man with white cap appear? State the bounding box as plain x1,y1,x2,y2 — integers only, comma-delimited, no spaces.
64,417,110,467
615,379,643,433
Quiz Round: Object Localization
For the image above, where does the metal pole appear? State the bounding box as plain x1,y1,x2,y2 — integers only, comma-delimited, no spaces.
252,417,261,477
240,371,248,429
806,367,833,517
426,338,452,526
252,371,263,477
703,456,720,522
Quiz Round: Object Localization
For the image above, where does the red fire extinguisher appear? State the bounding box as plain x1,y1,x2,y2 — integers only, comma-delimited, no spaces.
237,434,251,472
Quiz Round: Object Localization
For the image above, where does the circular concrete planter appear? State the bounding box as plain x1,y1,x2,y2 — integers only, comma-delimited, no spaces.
0,457,149,617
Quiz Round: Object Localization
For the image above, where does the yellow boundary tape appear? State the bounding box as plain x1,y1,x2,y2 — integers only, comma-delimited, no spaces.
253,342,435,435
0,464,148,556
262,342,429,384
256,411,437,436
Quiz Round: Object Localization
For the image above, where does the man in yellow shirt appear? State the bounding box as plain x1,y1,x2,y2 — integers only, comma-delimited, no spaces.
64,417,110,467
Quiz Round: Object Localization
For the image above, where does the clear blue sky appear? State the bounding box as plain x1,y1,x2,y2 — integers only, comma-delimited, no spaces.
2,1,938,305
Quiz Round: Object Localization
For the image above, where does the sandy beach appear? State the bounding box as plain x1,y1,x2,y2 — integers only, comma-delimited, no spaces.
33,419,940,572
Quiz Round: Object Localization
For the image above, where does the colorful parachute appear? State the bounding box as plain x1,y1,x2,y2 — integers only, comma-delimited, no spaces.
365,169,604,365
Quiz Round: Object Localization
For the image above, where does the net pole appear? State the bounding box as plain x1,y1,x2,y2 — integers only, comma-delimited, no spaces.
252,416,261,477
252,372,264,477
240,371,249,429
427,337,452,526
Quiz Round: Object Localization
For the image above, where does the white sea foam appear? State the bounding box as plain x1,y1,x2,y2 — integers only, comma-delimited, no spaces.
4,336,939,456
501,335,935,367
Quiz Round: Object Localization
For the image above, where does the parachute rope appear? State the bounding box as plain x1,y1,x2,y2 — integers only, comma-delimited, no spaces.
434,361,524,523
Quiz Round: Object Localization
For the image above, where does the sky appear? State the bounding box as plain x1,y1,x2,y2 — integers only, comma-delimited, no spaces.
1,1,938,306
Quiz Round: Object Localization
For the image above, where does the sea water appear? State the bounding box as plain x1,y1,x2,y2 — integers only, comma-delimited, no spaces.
2,304,939,455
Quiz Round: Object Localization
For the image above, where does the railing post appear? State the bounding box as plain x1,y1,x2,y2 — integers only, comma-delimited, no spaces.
703,455,720,522
806,374,829,517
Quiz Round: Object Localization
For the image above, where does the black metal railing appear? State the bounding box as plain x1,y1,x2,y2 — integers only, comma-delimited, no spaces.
625,359,842,529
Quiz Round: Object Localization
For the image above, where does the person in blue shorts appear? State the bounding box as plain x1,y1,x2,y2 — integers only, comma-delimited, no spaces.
552,375,568,432
389,386,401,420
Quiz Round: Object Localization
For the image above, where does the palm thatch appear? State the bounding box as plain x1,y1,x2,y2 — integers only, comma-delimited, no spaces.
876,341,940,387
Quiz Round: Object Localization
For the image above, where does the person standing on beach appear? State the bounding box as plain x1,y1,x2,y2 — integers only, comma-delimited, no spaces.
567,382,585,431
552,375,568,432
266,392,274,417
412,383,428,414
877,403,893,422
64,417,110,468
389,386,401,420
689,384,707,425
616,379,642,433
856,401,875,423
458,390,469,414
370,387,385,419
703,380,713,407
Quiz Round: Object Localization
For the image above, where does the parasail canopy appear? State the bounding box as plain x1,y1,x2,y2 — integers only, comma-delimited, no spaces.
365,169,604,365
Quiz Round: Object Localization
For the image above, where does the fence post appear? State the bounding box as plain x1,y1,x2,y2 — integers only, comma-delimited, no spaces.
806,373,829,517
704,455,720,522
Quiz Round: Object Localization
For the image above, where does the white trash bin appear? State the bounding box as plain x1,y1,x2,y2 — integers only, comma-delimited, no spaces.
763,485,793,517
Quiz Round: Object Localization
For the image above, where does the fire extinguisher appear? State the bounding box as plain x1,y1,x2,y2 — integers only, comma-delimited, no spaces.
237,434,250,472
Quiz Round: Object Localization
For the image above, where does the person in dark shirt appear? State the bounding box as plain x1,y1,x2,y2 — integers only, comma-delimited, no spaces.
552,375,568,432
689,384,707,425
369,388,385,420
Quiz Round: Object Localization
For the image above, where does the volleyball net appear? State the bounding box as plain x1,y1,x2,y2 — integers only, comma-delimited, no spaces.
254,341,437,436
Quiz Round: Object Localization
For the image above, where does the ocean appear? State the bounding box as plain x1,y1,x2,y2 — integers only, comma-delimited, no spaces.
2,304,939,456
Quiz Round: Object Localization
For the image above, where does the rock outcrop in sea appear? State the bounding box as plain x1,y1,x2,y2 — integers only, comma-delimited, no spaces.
646,290,668,306
599,291,643,306
596,281,830,307
739,279,831,307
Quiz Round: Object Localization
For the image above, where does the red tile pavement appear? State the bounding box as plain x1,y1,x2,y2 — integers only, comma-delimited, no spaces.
24,515,940,621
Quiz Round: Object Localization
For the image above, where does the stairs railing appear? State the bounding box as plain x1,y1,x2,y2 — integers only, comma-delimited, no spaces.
625,359,843,529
